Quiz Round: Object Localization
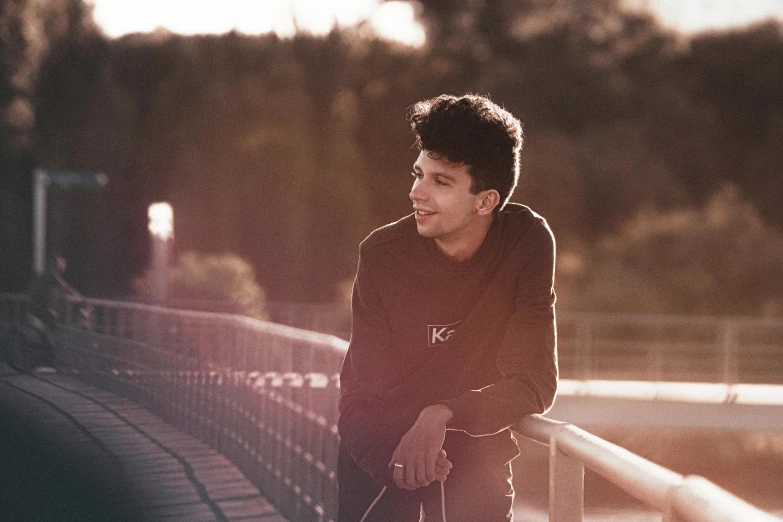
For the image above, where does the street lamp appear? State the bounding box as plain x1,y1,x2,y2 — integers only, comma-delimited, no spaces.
147,202,173,304
33,168,108,276
148,202,173,240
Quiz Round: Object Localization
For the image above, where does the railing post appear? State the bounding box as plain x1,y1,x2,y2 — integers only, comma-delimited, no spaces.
648,342,664,382
721,320,738,385
549,427,584,522
663,482,686,522
648,322,665,382
577,317,592,381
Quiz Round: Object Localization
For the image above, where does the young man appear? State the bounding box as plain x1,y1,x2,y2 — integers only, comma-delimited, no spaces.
338,94,558,521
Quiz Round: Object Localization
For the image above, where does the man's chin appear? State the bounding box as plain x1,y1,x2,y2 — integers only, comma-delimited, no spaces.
415,224,436,238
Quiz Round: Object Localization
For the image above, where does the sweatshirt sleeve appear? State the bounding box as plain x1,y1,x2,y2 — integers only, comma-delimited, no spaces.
440,220,558,436
338,249,407,486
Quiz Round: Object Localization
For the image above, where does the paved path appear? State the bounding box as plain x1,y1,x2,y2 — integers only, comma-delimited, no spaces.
0,362,289,522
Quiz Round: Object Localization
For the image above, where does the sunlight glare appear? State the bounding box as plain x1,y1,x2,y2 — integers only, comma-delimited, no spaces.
232,1,294,37
87,0,424,46
627,0,783,33
290,0,340,35
370,1,426,47
148,202,173,240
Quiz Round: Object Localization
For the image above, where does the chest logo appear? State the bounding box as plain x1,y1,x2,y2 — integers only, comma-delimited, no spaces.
427,321,462,347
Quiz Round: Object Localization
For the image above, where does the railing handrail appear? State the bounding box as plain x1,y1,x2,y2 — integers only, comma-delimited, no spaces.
8,293,782,326
73,295,350,355
266,299,783,327
559,310,783,327
515,415,781,522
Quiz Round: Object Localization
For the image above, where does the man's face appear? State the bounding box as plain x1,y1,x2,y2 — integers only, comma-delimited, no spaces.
409,150,483,245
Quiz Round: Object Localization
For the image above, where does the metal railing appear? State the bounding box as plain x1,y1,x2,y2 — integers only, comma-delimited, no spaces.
516,415,781,522
558,312,783,385
269,302,783,384
62,297,346,522
1,293,780,522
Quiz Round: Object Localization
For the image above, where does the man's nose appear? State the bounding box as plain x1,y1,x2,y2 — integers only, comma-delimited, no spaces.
409,178,428,202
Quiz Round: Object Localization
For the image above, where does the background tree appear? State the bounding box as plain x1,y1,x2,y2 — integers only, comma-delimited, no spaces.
134,250,267,319
2,0,782,317
562,185,783,316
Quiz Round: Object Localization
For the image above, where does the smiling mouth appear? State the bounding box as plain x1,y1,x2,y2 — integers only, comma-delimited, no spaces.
415,210,436,216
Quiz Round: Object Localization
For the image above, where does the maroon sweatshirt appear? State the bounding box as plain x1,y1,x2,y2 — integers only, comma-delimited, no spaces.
338,203,558,486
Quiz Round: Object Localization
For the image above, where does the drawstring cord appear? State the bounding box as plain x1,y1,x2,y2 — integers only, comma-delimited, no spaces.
359,486,386,522
358,482,447,522
439,479,446,521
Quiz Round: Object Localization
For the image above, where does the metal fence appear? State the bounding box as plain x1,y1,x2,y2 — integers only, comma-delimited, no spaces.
558,312,783,384
517,415,781,522
1,293,780,522
1,294,344,522
269,302,783,384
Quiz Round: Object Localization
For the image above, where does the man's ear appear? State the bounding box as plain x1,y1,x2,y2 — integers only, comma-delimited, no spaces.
475,189,500,215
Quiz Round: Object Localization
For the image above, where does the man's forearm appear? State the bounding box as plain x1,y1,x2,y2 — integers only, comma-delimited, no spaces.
422,403,453,427
439,370,557,436
389,404,454,490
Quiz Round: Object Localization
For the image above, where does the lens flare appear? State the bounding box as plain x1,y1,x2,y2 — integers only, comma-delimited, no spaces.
148,202,173,240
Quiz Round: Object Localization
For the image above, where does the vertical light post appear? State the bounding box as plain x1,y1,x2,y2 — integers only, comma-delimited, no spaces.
147,202,174,305
33,169,50,276
32,168,108,276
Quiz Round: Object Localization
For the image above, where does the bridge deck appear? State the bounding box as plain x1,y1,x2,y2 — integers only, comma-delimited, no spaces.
0,362,289,522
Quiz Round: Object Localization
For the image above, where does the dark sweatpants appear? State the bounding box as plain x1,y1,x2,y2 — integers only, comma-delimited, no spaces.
337,433,516,522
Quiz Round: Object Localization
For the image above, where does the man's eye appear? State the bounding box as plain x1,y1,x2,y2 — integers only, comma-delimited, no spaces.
436,178,448,186
411,171,422,179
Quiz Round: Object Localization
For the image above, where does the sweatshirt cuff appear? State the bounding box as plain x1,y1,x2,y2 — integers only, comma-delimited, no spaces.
438,393,476,433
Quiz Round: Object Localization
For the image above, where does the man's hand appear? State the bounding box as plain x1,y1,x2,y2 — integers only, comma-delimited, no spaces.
388,404,453,490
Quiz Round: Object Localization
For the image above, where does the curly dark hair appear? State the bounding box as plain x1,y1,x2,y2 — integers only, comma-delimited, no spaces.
408,94,523,211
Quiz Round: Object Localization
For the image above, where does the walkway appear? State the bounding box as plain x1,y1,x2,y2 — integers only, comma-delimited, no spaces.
0,362,289,522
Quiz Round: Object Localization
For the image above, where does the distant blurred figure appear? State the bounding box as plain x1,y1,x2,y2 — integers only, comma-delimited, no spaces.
28,253,79,331
6,254,90,372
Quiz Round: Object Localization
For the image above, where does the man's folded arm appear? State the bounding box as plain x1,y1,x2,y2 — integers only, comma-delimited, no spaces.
440,220,558,436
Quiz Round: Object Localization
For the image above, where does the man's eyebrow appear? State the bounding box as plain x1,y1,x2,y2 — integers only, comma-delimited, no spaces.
412,164,457,182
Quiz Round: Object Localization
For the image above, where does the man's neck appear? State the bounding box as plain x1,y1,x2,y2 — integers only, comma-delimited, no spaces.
434,215,494,263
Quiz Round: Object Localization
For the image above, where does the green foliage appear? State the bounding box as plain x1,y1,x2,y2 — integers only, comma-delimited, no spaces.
3,0,783,317
561,185,783,316
134,251,267,319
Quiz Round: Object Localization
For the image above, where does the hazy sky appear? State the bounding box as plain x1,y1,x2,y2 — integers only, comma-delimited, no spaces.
88,0,425,45
87,0,783,42
630,0,783,32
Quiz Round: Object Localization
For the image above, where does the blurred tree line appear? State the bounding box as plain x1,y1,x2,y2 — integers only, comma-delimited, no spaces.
1,0,782,316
